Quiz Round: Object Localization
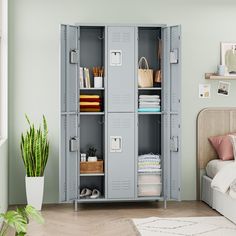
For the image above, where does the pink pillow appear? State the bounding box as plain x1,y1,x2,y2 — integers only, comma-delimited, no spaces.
208,134,235,160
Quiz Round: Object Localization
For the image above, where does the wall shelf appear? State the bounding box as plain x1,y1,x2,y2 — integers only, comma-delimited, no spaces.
205,73,236,80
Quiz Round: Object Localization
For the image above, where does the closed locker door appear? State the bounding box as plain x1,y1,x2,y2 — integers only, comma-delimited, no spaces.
107,27,135,112
60,25,79,202
162,25,181,201
108,113,135,199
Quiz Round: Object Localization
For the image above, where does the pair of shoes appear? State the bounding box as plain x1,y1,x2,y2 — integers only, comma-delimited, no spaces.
80,188,101,199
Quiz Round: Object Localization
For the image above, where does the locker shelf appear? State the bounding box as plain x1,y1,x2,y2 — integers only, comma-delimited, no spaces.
138,112,162,115
80,88,105,90
80,112,104,115
138,87,162,90
80,173,105,176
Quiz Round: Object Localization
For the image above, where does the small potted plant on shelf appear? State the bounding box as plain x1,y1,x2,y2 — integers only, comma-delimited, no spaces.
20,115,49,210
87,146,97,162
0,205,44,236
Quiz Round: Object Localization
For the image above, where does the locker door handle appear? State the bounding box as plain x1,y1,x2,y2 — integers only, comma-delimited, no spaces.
70,137,79,152
70,49,79,64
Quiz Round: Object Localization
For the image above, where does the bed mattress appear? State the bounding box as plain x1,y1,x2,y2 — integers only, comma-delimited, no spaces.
205,159,234,179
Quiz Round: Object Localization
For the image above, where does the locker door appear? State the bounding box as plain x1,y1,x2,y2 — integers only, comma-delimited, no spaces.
107,27,135,112
60,25,79,202
162,25,181,201
107,113,135,199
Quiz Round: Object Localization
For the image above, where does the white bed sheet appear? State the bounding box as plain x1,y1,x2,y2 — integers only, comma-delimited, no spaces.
206,159,234,179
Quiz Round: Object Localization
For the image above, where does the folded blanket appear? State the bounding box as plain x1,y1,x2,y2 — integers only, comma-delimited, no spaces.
80,95,100,99
80,102,100,106
80,108,101,112
80,106,101,109
138,108,161,112
80,98,101,102
211,162,236,193
139,95,160,99
139,104,161,108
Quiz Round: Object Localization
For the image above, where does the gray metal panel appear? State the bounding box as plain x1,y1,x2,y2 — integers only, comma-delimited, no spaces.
161,27,171,201
107,113,135,199
169,25,181,200
107,27,135,112
60,25,79,202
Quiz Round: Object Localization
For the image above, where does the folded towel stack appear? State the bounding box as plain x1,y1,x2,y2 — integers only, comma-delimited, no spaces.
80,95,102,112
138,154,161,173
138,95,161,112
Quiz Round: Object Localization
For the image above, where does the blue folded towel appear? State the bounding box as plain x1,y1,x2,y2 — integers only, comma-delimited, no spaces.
138,108,161,112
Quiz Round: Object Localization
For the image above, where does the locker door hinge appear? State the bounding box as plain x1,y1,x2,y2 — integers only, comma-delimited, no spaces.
70,137,79,152
170,48,179,64
70,49,79,64
64,183,67,194
170,136,179,152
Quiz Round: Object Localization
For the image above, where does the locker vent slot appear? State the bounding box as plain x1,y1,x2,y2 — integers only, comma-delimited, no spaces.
111,180,131,191
111,94,130,106
112,32,121,42
111,118,131,129
122,32,130,43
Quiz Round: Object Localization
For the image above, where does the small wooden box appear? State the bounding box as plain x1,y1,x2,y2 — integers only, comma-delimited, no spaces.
80,160,104,174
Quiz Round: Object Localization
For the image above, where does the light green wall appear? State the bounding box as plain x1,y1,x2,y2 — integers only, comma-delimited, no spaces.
0,140,8,213
8,0,236,204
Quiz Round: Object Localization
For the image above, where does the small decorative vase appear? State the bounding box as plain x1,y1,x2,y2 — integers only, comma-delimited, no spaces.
25,176,44,210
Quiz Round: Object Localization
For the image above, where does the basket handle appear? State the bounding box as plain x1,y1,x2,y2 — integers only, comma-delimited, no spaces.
138,57,150,70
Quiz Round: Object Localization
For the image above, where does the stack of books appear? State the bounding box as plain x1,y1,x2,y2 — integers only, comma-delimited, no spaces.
79,67,91,88
80,95,102,112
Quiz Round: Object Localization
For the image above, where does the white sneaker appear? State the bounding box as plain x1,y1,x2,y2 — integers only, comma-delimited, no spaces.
90,189,101,199
80,188,92,198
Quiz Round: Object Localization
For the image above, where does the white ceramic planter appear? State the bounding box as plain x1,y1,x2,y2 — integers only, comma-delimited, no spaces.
25,176,44,211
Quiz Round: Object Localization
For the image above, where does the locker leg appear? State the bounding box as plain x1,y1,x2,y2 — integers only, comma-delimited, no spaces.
74,200,78,212
164,200,167,209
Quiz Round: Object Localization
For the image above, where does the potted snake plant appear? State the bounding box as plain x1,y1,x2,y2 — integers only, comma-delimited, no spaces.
20,115,49,210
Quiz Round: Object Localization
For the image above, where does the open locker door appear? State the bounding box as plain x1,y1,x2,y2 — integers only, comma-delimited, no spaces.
60,25,79,202
162,25,181,201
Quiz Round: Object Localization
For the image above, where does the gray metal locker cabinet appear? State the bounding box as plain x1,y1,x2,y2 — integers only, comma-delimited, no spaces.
162,25,181,201
107,113,135,199
60,25,79,202
107,27,135,112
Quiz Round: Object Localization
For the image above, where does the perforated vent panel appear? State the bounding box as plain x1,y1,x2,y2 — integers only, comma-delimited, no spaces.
112,32,121,42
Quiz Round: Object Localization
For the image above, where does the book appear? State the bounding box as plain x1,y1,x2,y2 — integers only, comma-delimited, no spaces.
84,68,91,88
79,67,84,88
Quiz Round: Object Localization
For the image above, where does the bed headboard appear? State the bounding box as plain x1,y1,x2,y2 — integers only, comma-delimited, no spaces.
197,108,236,199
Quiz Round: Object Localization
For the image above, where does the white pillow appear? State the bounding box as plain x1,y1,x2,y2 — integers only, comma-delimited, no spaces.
229,135,236,160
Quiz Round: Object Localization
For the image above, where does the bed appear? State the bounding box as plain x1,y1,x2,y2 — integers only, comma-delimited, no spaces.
197,108,236,224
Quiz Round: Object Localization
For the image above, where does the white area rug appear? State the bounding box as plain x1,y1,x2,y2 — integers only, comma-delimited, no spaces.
132,216,236,236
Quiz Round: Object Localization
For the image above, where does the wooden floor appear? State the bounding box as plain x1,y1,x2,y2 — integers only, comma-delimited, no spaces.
26,201,219,236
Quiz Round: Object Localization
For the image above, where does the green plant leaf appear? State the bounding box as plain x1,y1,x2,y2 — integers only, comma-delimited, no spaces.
1,211,27,234
25,205,44,224
20,115,49,177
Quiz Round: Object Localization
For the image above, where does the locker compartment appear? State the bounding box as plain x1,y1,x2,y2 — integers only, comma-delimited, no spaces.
80,26,105,87
138,27,162,88
138,114,161,155
107,27,135,112
80,115,104,159
108,113,135,199
79,176,105,199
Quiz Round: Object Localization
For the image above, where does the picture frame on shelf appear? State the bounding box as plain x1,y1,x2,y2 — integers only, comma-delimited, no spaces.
220,42,236,75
